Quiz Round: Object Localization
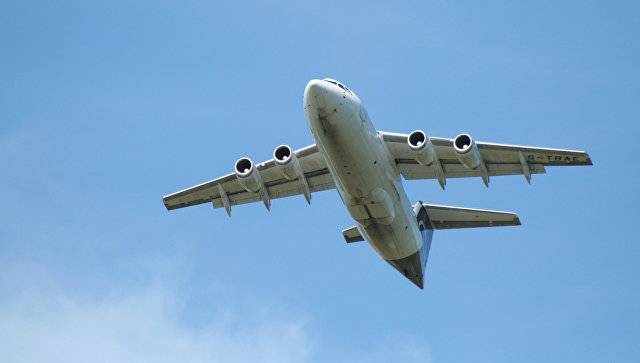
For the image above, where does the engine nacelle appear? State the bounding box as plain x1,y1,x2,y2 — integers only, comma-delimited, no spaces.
408,130,436,166
453,133,482,169
273,145,303,180
235,157,263,193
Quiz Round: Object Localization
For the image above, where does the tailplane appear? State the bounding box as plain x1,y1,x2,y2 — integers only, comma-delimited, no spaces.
417,203,521,229
342,202,520,289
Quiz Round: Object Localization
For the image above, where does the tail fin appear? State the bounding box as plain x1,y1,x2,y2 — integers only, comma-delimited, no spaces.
413,201,434,275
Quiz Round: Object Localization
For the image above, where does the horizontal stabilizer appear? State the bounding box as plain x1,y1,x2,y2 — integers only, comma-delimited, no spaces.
342,226,364,243
422,203,520,229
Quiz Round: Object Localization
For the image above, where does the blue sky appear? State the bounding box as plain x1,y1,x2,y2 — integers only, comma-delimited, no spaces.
1,1,639,361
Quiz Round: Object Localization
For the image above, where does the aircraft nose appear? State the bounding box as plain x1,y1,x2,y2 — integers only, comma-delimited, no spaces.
304,79,342,111
304,79,326,95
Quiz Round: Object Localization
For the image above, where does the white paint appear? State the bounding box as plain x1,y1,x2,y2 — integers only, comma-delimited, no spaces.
304,79,423,261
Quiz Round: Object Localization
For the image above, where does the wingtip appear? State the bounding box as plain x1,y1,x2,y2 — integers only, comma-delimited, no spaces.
163,197,185,211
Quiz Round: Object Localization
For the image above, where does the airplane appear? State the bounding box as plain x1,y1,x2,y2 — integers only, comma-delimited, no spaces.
163,78,592,289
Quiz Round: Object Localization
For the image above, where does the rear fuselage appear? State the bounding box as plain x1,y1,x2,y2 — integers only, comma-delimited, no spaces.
303,79,426,287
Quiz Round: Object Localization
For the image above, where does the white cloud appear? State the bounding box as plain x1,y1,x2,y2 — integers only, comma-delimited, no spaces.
0,251,431,363
0,278,433,363
352,333,432,363
0,281,313,363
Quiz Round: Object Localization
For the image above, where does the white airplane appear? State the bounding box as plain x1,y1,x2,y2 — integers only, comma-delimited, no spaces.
163,78,592,289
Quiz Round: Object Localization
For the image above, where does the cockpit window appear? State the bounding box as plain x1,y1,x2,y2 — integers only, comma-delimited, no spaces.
323,78,351,93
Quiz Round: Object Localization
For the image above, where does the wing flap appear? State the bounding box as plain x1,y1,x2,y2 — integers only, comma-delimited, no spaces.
399,161,546,180
210,171,335,208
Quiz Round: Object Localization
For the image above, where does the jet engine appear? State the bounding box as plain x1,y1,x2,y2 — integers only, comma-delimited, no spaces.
235,157,263,193
408,130,436,166
453,133,482,169
273,144,303,180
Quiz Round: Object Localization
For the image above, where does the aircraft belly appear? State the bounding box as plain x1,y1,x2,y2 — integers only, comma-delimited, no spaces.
360,207,422,260
309,106,422,261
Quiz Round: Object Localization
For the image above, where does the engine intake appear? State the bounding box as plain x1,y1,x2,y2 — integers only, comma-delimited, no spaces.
273,144,303,180
235,157,253,175
453,133,482,169
235,157,263,192
408,130,436,166
274,145,292,164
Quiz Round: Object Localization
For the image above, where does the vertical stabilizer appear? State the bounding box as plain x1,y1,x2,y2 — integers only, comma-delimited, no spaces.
386,202,434,289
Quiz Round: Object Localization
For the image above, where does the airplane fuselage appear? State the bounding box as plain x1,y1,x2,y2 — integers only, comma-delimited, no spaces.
304,79,427,286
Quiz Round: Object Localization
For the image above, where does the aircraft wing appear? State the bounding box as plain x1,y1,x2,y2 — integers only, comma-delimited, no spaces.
380,131,592,187
163,144,334,214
